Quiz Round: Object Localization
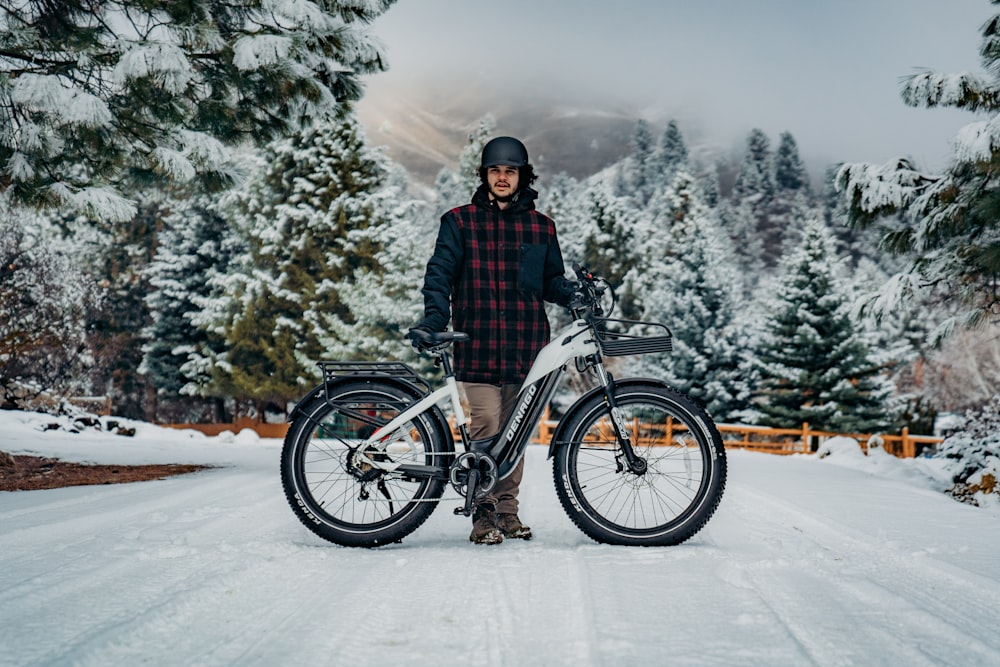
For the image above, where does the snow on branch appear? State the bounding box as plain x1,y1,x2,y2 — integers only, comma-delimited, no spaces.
151,147,196,181
9,74,112,128
7,153,33,181
836,159,935,214
901,71,1000,111
113,42,194,94
46,183,136,223
851,272,919,323
953,116,1000,163
175,130,231,171
233,34,294,70
262,0,341,30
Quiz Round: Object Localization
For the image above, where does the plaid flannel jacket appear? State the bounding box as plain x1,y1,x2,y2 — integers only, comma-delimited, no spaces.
420,185,575,384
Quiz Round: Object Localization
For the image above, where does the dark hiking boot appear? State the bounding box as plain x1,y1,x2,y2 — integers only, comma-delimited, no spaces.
495,513,532,540
469,504,503,545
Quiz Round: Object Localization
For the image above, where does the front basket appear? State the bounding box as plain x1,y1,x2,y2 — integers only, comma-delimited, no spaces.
594,318,673,357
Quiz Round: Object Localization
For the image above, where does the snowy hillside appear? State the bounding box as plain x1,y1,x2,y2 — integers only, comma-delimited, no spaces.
2,411,999,666
355,81,644,184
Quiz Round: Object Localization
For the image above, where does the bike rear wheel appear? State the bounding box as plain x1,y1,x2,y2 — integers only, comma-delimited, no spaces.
281,381,450,547
553,383,726,546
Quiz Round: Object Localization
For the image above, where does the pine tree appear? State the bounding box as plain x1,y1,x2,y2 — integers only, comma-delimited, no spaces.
836,7,1000,334
718,197,765,285
626,119,657,205
732,128,776,203
579,181,639,287
699,163,721,209
542,172,584,263
731,128,779,264
39,197,164,420
657,120,690,182
630,171,753,421
774,132,810,195
753,219,890,432
316,163,431,364
197,115,412,413
769,132,813,259
434,115,495,211
140,194,242,422
0,0,395,220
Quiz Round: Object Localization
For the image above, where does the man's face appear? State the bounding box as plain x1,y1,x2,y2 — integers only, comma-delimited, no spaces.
486,165,520,202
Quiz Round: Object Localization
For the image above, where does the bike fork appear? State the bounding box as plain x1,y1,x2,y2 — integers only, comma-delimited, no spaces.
595,363,648,475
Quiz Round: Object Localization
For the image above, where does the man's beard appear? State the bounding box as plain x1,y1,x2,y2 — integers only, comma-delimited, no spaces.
490,187,516,203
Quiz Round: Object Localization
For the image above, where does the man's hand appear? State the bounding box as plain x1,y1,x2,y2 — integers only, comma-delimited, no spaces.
568,288,594,310
405,326,434,351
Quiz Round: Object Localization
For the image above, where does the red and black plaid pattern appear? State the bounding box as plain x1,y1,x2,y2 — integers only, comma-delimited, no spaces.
420,186,570,384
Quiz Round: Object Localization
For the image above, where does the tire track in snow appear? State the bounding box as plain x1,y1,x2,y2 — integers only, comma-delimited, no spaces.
0,470,295,665
69,543,356,666
311,542,603,666
715,482,1000,666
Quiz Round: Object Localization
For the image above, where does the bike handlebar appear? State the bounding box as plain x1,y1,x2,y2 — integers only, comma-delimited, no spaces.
570,262,614,320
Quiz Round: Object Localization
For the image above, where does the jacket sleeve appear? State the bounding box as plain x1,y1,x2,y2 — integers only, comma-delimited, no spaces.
419,213,463,331
542,225,578,307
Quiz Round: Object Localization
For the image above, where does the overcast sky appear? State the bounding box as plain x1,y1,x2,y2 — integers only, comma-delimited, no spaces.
361,0,995,173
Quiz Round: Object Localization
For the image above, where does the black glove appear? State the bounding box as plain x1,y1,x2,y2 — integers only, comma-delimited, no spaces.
405,326,434,351
568,288,593,310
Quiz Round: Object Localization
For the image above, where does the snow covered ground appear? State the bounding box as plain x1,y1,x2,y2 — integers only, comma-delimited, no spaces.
2,411,999,667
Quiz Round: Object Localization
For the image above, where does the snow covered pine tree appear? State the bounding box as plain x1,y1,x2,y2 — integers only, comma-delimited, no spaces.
837,7,1000,335
753,219,890,433
0,0,395,220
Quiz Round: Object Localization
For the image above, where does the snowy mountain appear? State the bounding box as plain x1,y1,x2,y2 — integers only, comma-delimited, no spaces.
356,80,656,184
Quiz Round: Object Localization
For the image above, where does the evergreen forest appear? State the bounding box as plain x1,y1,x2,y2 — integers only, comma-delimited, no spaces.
4,0,1000,453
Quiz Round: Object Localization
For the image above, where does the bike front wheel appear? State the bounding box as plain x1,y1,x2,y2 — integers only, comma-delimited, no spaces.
553,382,726,546
281,381,451,547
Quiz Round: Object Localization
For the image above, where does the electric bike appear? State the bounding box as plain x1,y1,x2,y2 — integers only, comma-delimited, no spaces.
280,265,726,547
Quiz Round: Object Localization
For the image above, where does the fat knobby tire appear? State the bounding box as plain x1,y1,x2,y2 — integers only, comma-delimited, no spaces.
552,383,726,546
281,382,449,547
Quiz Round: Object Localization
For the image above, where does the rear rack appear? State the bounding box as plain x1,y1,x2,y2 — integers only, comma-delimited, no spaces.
594,318,673,357
317,361,431,393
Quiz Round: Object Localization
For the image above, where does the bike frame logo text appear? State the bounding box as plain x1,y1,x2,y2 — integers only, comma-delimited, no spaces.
506,384,538,442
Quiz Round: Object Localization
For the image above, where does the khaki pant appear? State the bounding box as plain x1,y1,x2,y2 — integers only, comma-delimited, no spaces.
463,382,524,514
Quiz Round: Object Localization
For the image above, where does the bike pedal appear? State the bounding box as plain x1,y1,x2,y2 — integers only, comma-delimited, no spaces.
453,506,472,516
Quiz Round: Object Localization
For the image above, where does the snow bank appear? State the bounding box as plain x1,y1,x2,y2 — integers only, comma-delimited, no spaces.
1,409,281,467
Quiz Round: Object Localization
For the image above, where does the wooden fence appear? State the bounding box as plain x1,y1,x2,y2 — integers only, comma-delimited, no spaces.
165,417,290,439
530,410,941,458
165,410,942,459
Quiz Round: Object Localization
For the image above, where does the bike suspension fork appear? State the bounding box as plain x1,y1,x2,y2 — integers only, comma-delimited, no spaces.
594,362,648,475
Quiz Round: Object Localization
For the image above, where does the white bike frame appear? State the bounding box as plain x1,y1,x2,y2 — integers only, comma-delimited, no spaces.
354,318,599,476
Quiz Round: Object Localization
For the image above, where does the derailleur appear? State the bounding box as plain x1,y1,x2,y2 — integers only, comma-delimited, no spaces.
347,444,396,510
346,444,388,483
449,451,498,516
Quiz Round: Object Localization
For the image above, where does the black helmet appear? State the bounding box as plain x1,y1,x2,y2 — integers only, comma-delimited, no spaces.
481,136,529,168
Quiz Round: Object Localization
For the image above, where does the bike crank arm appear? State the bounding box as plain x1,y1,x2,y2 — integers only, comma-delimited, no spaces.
456,467,479,516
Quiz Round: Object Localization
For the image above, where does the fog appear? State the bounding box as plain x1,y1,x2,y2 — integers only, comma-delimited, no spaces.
360,0,994,174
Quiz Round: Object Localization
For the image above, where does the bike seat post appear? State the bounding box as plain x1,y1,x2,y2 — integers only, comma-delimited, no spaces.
437,347,456,378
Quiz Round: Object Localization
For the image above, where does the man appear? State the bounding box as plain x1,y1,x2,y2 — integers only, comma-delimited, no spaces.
413,136,577,545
